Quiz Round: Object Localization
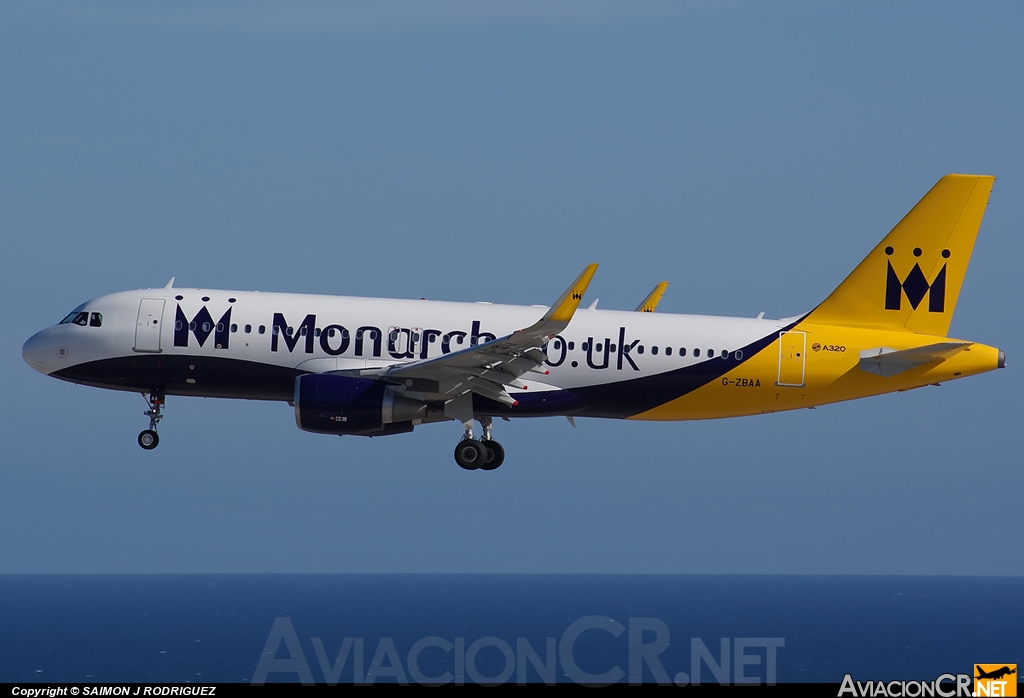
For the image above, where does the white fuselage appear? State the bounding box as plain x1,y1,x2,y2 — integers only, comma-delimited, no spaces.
23,287,788,419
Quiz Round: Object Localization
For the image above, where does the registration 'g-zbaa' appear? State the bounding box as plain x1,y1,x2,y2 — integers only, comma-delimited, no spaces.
23,175,1005,470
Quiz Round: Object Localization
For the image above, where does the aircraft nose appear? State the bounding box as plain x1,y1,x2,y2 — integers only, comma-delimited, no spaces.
22,329,58,375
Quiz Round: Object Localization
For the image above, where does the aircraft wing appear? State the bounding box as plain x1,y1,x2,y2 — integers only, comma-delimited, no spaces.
353,264,598,407
858,342,972,377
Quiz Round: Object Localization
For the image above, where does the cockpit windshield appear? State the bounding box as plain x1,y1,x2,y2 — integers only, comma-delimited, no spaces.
58,309,101,327
60,312,89,326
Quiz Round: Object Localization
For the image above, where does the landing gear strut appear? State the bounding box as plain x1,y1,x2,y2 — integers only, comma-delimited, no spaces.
453,416,505,471
138,390,164,450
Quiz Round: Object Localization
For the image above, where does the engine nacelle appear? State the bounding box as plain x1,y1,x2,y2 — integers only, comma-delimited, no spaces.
294,374,426,436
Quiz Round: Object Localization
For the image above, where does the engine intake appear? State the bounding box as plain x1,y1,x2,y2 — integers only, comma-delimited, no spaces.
294,374,426,436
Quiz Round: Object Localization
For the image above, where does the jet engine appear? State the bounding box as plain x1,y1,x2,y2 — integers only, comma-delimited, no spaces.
294,374,426,436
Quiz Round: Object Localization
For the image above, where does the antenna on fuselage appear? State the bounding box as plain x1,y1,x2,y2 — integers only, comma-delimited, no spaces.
164,277,175,289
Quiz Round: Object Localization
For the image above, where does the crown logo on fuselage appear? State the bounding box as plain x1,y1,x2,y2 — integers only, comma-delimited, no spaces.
174,304,232,349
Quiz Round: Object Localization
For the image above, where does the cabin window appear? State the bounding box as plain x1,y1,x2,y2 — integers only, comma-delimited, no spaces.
244,324,252,334
665,347,672,356
89,313,103,327
568,341,575,350
637,345,645,354
651,346,658,355
694,348,700,357
230,324,238,333
734,350,744,360
390,331,399,342
258,325,266,334
721,349,728,359
679,347,686,356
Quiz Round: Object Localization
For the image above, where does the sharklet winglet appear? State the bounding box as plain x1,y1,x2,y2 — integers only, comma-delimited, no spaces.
635,281,669,312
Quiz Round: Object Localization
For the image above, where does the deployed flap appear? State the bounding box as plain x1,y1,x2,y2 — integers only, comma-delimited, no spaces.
354,264,599,406
858,341,972,377
807,175,994,336
635,281,669,312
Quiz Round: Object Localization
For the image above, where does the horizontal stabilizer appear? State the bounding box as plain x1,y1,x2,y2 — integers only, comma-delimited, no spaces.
858,342,972,377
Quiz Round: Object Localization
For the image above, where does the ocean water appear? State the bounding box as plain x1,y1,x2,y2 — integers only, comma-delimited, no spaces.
0,575,1021,684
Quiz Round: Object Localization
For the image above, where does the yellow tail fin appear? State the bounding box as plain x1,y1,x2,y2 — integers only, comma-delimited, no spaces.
807,174,994,336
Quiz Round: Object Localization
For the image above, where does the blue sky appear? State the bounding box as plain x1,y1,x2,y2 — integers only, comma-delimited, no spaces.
2,1,1022,574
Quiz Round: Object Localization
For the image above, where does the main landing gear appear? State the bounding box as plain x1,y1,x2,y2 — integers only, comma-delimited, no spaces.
453,416,505,471
138,390,165,450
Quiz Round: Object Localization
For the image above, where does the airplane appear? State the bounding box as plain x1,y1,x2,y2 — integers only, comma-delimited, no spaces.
975,666,1016,681
22,174,1004,470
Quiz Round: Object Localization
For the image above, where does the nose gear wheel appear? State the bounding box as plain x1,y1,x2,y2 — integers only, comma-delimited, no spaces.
138,430,159,450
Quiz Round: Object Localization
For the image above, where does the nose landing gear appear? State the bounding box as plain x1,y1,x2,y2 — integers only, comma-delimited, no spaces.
138,390,165,450
453,416,505,471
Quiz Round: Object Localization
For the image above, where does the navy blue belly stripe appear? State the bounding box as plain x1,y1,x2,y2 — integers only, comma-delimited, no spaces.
53,354,301,401
563,319,801,419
